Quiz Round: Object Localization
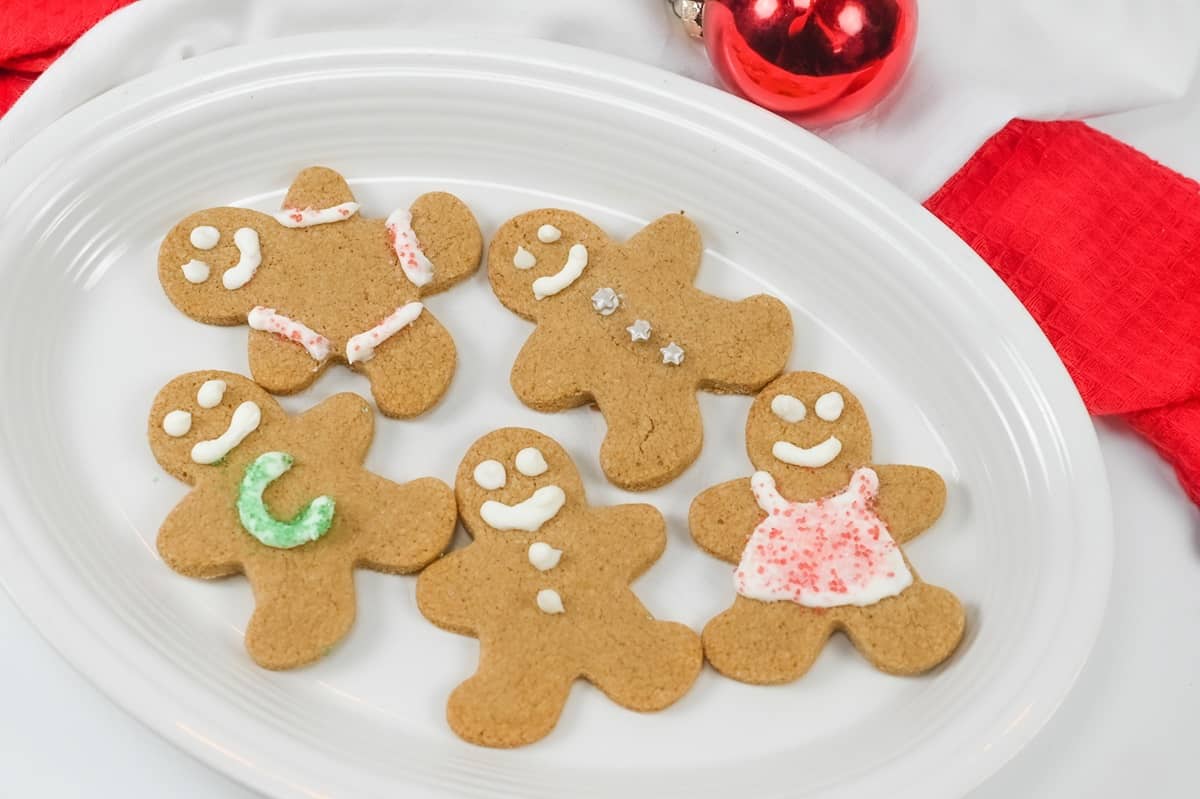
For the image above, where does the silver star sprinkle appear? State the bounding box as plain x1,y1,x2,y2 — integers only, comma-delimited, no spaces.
627,319,652,342
591,287,620,315
660,341,685,365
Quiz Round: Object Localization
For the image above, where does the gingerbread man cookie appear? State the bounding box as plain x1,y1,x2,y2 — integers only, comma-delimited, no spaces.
488,210,793,490
158,167,483,418
417,428,701,747
690,372,964,682
149,370,456,669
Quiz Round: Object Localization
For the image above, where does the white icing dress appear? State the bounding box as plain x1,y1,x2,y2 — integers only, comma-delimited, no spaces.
735,467,913,608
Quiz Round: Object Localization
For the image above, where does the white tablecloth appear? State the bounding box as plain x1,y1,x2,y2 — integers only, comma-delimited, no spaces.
3,1,1200,795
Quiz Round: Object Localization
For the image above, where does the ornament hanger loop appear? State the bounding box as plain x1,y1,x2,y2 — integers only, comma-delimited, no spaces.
670,0,706,38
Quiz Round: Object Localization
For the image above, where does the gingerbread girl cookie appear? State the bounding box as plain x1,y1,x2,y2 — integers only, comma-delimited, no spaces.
149,370,456,669
488,210,792,490
690,372,964,682
158,167,483,418
417,428,701,747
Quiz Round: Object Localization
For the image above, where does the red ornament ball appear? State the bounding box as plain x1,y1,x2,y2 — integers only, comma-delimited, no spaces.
703,0,917,126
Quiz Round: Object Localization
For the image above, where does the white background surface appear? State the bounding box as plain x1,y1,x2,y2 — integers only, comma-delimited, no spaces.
2,1,1199,796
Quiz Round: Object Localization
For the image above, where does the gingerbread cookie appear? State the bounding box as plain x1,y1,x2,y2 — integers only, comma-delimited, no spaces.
417,428,701,747
158,167,483,418
488,210,792,490
690,372,964,682
149,370,456,669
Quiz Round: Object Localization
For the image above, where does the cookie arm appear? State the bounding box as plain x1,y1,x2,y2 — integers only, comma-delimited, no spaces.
509,323,592,411
350,475,457,573
248,328,329,395
696,294,793,394
156,486,244,578
872,464,947,545
622,212,703,284
293,392,375,468
411,192,484,297
356,310,456,418
689,478,764,564
415,549,483,635
588,503,668,581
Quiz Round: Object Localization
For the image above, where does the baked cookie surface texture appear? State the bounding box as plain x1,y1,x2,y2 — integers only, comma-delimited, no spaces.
149,370,456,669
690,371,964,683
158,167,483,418
488,210,792,490
417,427,702,747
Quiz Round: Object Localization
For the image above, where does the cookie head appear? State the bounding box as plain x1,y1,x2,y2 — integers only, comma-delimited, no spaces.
158,208,272,324
455,428,585,539
745,372,872,477
487,209,609,321
148,370,285,484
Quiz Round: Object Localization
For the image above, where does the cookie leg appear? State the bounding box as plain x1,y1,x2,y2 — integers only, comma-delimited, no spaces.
840,581,965,675
243,558,357,670
447,638,575,747
702,596,834,684
356,311,456,418
248,329,328,395
595,383,703,491
584,615,701,711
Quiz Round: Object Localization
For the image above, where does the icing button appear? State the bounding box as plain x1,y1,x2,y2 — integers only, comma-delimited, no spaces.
627,319,652,342
591,287,620,315
660,341,685,365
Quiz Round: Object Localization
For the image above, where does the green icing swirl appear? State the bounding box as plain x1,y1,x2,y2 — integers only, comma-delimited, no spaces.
237,452,334,549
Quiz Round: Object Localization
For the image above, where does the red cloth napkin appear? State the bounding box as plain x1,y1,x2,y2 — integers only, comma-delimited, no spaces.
926,119,1200,503
0,0,135,116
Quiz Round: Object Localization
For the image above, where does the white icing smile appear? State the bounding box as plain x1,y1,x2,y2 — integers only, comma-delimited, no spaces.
480,485,566,532
772,436,843,468
222,228,262,290
531,244,588,299
190,401,262,465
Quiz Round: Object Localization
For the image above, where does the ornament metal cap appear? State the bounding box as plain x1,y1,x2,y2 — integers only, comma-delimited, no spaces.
670,0,705,38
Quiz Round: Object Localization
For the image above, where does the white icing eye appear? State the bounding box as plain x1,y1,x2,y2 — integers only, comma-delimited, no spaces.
815,391,845,421
513,246,537,269
771,394,806,423
473,459,507,490
515,447,549,477
190,226,220,249
537,224,562,243
162,410,192,437
196,379,227,408
181,259,210,284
